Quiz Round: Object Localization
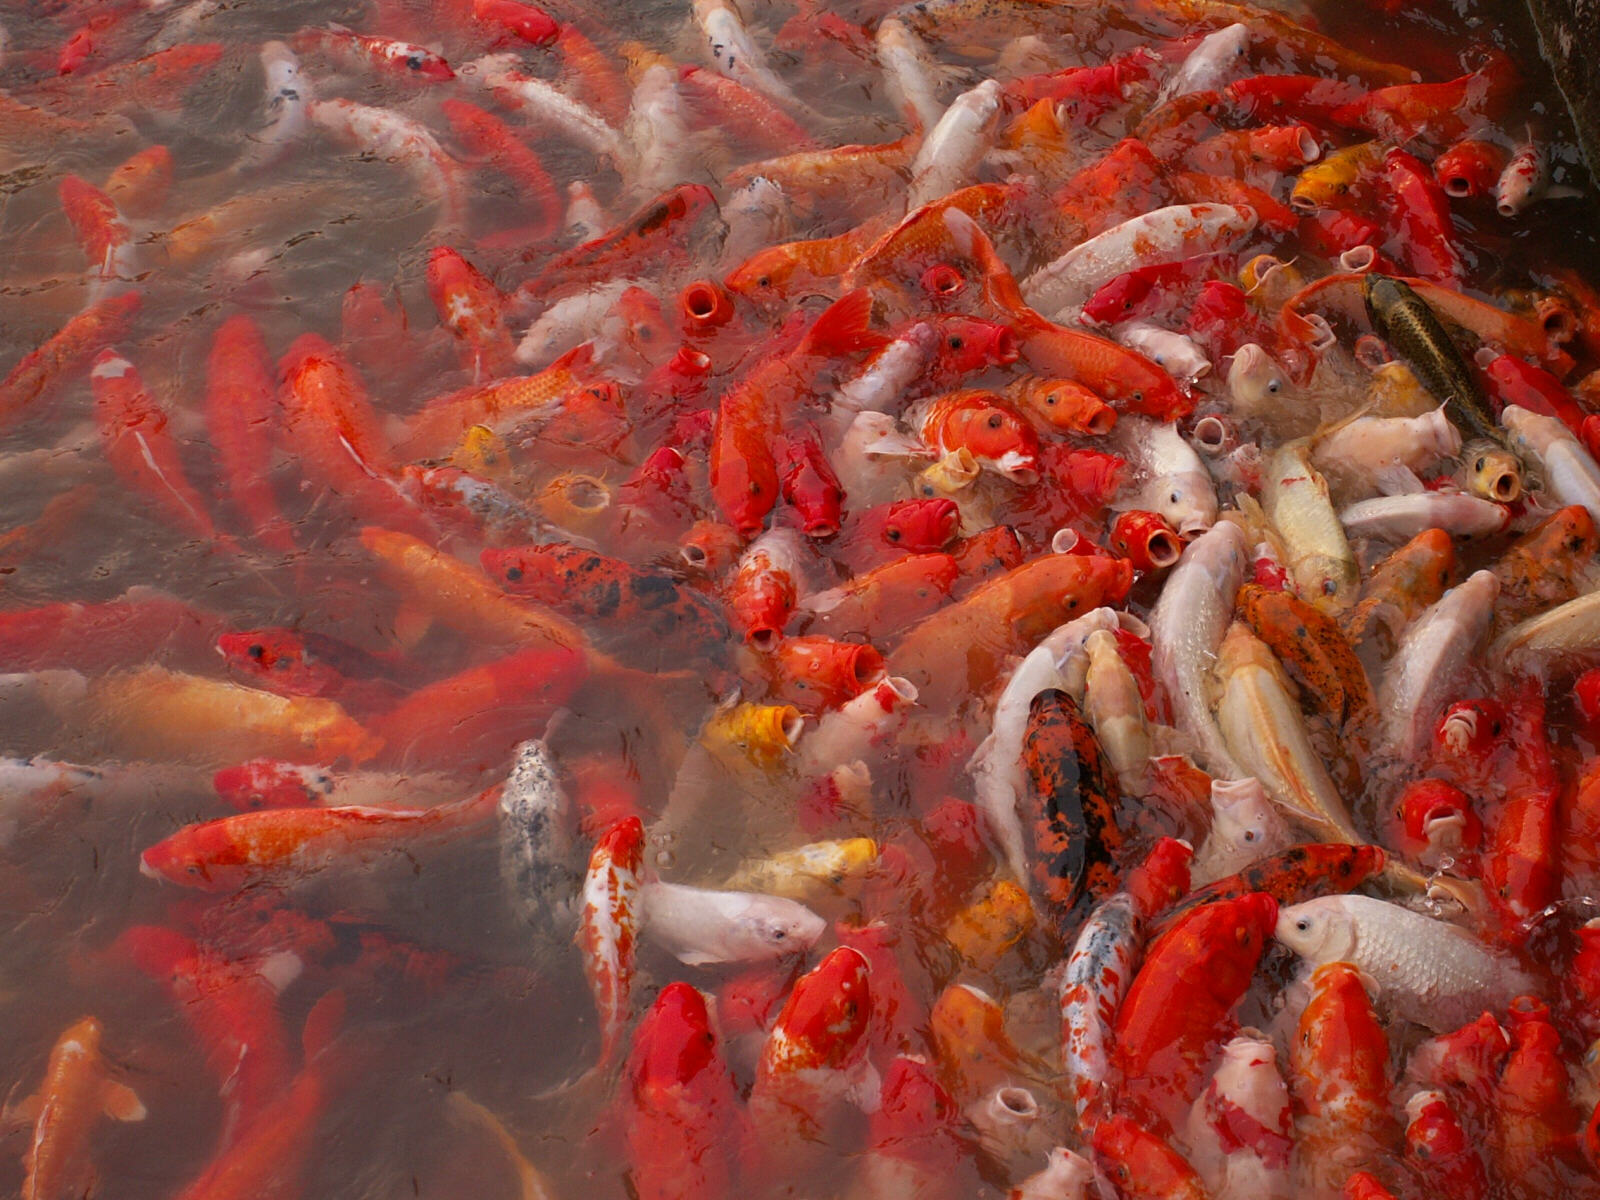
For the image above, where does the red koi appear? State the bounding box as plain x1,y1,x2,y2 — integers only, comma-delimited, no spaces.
169,990,345,1200
835,497,961,574
59,174,134,285
1108,510,1183,573
1396,778,1481,864
859,1056,966,1200
91,349,234,549
1478,350,1587,434
1482,677,1560,932
763,635,885,713
440,98,560,240
1341,1173,1400,1200
553,22,630,126
1378,148,1466,284
1112,893,1278,1133
1052,139,1171,237
1003,50,1158,120
1404,1089,1490,1200
1080,254,1233,328
773,430,846,537
47,43,224,115
1184,279,1277,360
1491,996,1586,1200
1091,1113,1210,1200
367,645,588,770
205,314,296,554
1435,138,1509,199
748,946,873,1170
624,982,744,1200
517,184,720,294
1289,961,1400,1194
1222,74,1366,125
801,553,959,642
1170,170,1300,234
912,390,1041,484
835,918,928,1061
118,926,293,1143
1017,320,1191,420
1330,56,1516,146
678,65,817,156
679,278,736,336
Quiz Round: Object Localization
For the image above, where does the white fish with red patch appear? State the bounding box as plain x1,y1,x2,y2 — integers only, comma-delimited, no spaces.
1153,22,1250,108
469,54,627,167
1058,890,1141,1125
579,815,644,1071
1191,776,1293,886
1183,1033,1295,1200
1022,204,1259,319
691,0,818,121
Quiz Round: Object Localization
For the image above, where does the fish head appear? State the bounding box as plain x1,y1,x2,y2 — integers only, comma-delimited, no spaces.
216,628,308,679
1109,510,1184,572
926,316,1019,376
724,244,804,305
1275,897,1356,964
139,825,231,891
629,981,719,1091
939,396,1039,482
1297,552,1361,612
1145,470,1216,537
711,441,779,538
1225,343,1289,415
725,894,827,961
478,545,561,595
1394,526,1457,599
703,703,804,767
880,497,961,553
1459,442,1523,503
1434,697,1507,766
1122,836,1194,919
762,945,871,1075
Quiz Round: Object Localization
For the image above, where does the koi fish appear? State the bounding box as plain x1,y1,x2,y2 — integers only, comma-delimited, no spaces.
580,815,643,1072
139,786,498,891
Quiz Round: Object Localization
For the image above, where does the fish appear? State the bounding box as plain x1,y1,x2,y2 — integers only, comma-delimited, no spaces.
580,816,644,1071
7,1017,146,1200
139,786,498,891
498,739,583,937
639,880,826,965
1275,894,1540,1030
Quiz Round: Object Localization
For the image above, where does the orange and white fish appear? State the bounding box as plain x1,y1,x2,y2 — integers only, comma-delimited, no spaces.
580,815,644,1072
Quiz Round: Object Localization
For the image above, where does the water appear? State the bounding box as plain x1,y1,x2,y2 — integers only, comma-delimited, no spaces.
2,0,1600,1196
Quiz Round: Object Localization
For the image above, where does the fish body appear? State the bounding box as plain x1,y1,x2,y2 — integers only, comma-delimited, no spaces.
498,740,582,936
1184,1034,1293,1200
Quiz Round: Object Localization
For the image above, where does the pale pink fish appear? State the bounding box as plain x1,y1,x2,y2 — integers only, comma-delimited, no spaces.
308,97,464,228
1338,490,1509,542
1183,1034,1295,1200
1020,203,1259,319
468,53,627,166
1495,138,1546,217
580,815,644,1072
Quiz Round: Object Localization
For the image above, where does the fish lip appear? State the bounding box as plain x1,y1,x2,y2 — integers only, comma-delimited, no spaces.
137,854,163,882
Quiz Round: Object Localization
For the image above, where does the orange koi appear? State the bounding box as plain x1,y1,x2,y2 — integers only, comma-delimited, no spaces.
1490,997,1584,1200
425,245,515,379
205,314,296,554
800,552,960,642
398,343,600,457
7,1017,145,1200
911,389,1041,483
762,635,886,713
517,183,720,296
139,786,497,891
724,222,889,305
1004,375,1118,436
724,135,917,209
890,552,1134,710
1091,1113,1210,1200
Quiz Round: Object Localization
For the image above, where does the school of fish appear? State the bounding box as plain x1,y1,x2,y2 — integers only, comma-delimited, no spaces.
3,0,1600,1195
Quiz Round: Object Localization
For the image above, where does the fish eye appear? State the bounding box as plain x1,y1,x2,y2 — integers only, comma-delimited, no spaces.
186,864,201,876
1244,829,1257,842
886,527,902,542
757,276,771,288
948,336,964,349
1475,457,1486,472
405,54,424,70
771,928,786,940
247,644,265,659
1295,918,1310,932
1322,578,1338,595
504,566,523,581
1267,380,1280,393
1169,491,1181,504
749,481,763,495
986,413,1004,429
1132,390,1144,403
1044,393,1057,405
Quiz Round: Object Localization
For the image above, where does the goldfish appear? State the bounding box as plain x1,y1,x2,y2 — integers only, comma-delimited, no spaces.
580,816,644,1071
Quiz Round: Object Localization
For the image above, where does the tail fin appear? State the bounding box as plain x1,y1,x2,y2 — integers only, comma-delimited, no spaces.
797,289,888,359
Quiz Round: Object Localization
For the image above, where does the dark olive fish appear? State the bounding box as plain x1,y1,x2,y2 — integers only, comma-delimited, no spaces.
1362,274,1499,445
